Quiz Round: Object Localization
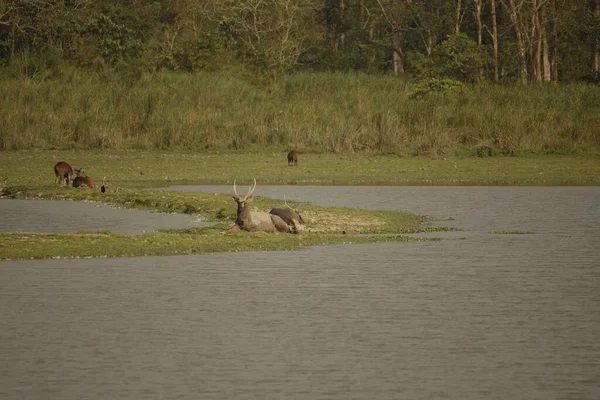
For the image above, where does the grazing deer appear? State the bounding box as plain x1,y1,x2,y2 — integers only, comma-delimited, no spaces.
54,161,73,186
287,149,298,166
73,168,95,189
269,195,305,233
232,179,291,233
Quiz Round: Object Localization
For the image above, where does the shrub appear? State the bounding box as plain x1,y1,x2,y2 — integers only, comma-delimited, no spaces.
409,77,465,99
410,33,489,83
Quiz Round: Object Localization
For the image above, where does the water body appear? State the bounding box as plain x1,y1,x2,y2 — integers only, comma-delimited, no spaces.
1,186,599,400
0,199,208,233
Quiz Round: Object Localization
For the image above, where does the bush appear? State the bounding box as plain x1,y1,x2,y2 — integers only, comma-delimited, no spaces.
409,77,465,99
410,33,489,83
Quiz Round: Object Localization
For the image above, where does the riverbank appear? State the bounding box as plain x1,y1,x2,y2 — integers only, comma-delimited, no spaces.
0,151,451,260
1,150,596,260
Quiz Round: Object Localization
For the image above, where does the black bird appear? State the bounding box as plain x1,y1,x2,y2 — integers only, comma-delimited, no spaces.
101,177,106,193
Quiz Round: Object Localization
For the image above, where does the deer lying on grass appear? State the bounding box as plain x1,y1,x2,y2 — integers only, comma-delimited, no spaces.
54,161,73,186
232,179,291,233
269,195,305,233
73,168,95,189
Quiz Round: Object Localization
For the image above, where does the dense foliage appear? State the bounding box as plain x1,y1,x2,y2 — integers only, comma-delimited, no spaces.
1,0,598,82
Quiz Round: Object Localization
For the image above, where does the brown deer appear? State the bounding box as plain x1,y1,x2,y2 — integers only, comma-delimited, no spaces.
232,179,291,233
287,149,298,166
269,195,305,233
73,168,95,189
54,161,73,186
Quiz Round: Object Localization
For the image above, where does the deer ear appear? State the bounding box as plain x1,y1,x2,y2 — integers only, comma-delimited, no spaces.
246,196,254,203
232,196,238,201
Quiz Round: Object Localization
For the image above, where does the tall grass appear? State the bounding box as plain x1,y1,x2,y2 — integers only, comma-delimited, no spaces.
1,70,598,155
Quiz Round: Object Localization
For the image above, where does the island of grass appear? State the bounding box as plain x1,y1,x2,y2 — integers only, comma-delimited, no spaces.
0,185,448,260
1,148,597,260
0,152,460,260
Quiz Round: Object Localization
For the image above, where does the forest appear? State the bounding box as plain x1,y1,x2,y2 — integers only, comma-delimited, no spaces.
1,1,599,153
1,0,599,82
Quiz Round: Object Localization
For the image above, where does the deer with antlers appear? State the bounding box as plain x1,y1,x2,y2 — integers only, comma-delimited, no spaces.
232,179,291,233
269,195,305,233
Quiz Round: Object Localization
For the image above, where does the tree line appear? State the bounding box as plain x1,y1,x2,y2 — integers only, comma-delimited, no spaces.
1,0,598,83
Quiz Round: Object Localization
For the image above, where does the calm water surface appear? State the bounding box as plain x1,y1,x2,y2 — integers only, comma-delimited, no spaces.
1,186,599,399
0,199,208,233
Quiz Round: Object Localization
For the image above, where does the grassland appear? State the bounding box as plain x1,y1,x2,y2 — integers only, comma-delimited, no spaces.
1,71,599,156
2,150,599,187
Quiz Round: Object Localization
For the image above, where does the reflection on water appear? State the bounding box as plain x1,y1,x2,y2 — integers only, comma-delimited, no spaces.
1,186,599,400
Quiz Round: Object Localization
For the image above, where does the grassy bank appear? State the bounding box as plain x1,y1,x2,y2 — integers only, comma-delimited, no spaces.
1,150,468,260
1,150,598,187
1,71,599,155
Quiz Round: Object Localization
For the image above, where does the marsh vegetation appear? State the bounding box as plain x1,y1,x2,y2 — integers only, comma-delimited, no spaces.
1,72,599,156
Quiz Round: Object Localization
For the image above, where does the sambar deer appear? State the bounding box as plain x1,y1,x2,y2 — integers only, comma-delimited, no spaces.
269,195,305,233
232,179,291,233
54,161,73,186
287,149,298,166
73,168,95,189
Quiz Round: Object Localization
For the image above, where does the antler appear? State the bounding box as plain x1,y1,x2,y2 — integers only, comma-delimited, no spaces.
233,178,257,201
233,180,239,198
284,195,294,210
247,178,257,198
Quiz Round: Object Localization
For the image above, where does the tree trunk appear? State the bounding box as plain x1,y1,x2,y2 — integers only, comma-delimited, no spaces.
541,3,552,82
474,0,483,79
593,0,600,72
340,0,346,49
392,32,404,74
551,0,559,82
375,0,407,74
503,0,528,83
455,0,462,34
531,0,543,82
491,0,500,82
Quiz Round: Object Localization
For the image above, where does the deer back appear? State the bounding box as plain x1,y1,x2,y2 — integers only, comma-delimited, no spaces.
54,161,73,185
287,150,298,165
269,207,304,233
269,208,303,225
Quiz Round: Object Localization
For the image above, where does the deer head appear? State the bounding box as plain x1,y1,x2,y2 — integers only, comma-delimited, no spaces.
284,195,304,224
233,178,257,219
73,168,95,189
74,168,87,177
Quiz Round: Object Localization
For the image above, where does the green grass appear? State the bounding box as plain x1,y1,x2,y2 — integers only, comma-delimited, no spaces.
1,71,599,156
2,148,596,260
1,150,599,187
0,229,435,261
1,150,469,260
491,230,537,235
